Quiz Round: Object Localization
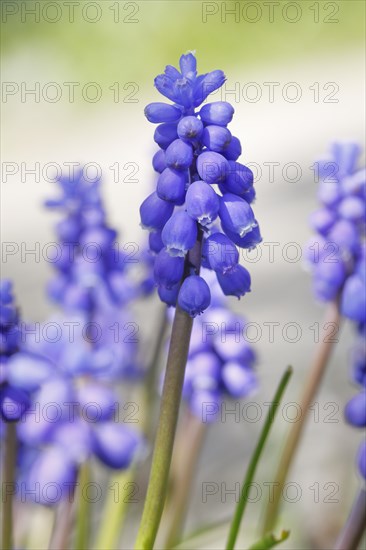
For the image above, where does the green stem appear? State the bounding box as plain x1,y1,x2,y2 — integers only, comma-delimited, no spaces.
134,305,194,549
1,422,17,550
134,232,203,550
334,488,366,550
226,366,293,550
164,412,207,548
74,462,91,550
94,468,135,550
262,300,340,535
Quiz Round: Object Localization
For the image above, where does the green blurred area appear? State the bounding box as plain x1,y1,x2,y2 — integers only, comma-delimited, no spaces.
1,0,365,85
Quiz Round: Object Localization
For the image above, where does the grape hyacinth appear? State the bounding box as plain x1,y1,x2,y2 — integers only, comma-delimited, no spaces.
141,51,262,317
262,145,365,534
46,169,139,314
306,143,365,309
44,168,143,380
136,52,262,549
306,143,366,479
10,172,145,505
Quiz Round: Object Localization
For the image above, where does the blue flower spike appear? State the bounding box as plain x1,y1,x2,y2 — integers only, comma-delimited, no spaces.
307,143,366,479
141,52,261,314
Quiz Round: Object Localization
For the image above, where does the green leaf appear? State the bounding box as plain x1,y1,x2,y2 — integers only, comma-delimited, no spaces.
248,530,290,549
172,517,232,548
225,366,293,550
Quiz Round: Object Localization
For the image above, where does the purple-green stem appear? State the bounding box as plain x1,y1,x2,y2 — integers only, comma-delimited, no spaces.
48,485,76,550
262,300,341,534
164,411,207,548
134,232,203,549
48,462,90,550
1,422,17,550
334,488,366,550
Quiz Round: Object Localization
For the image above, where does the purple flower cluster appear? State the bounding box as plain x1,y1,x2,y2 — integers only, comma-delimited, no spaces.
307,143,366,479
0,281,31,421
16,362,140,504
140,52,262,317
306,143,365,312
167,271,257,421
44,169,143,380
0,172,145,505
46,169,137,313
15,345,140,504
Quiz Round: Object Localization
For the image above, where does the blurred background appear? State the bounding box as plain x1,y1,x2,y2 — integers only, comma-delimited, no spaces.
1,1,365,548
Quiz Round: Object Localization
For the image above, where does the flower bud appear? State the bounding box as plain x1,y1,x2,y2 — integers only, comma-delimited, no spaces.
179,52,197,78
184,352,221,394
158,283,179,307
77,383,118,421
216,265,251,298
145,102,182,123
197,151,229,184
223,136,242,161
309,208,336,235
0,386,30,421
199,101,234,126
222,362,257,398
345,391,366,427
154,249,184,289
185,180,220,226
223,223,262,249
178,275,211,317
157,167,187,205
219,193,257,237
162,211,197,257
338,196,365,222
140,191,174,232
92,424,139,469
318,180,342,207
7,353,53,392
26,448,77,504
154,123,178,149
202,125,232,153
177,116,203,141
341,275,366,322
165,139,193,171
203,233,239,274
328,219,360,254
149,231,164,254
222,161,254,196
152,149,166,173
312,261,346,301
194,73,226,106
